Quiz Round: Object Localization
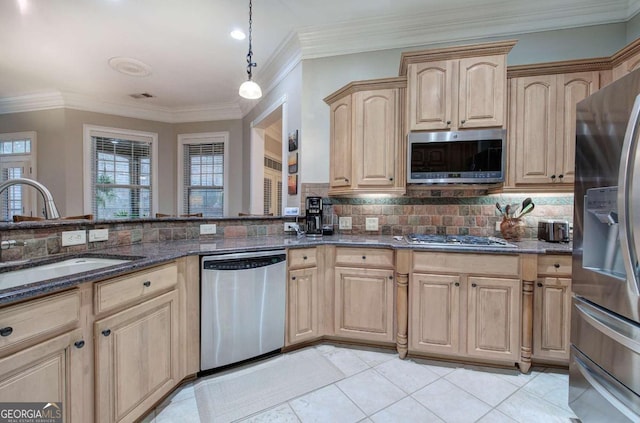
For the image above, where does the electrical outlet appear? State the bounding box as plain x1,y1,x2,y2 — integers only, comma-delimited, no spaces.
61,230,86,246
200,224,217,235
339,217,352,230
365,217,379,231
284,222,298,232
89,229,109,242
496,221,501,231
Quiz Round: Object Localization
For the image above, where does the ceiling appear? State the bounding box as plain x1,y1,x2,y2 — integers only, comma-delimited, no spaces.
1,0,639,122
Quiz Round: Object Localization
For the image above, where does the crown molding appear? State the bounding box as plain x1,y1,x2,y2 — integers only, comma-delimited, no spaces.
0,91,244,123
297,0,630,59
629,0,640,18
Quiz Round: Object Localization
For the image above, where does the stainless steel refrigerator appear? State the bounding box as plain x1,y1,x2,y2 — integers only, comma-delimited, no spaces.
571,70,640,422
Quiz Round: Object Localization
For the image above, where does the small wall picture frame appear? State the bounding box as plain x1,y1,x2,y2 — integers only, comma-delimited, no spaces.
288,152,298,174
288,130,298,152
287,174,298,195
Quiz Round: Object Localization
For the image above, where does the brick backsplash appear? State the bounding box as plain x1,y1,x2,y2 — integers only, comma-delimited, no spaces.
301,183,574,238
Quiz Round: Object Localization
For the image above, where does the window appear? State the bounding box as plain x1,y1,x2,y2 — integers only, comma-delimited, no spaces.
263,155,282,215
0,132,36,221
177,132,229,217
84,125,157,220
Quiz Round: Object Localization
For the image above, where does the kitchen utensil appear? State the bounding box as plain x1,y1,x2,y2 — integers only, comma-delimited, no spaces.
516,202,535,217
505,204,511,217
495,202,504,216
509,203,520,217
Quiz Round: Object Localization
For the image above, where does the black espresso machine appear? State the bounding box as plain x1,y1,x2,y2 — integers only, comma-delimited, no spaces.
305,197,323,237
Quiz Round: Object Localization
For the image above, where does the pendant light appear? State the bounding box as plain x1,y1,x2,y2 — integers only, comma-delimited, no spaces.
238,0,262,99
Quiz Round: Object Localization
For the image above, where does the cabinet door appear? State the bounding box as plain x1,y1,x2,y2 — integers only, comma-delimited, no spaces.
533,276,571,362
95,291,179,423
334,267,394,342
0,329,83,423
410,273,460,355
513,75,557,184
613,53,640,81
353,89,398,188
329,96,353,189
408,61,454,130
458,55,506,129
556,72,599,184
467,276,520,362
287,268,319,345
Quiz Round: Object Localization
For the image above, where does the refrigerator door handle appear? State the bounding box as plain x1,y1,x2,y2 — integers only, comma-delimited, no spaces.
572,347,640,420
575,300,640,354
617,93,640,295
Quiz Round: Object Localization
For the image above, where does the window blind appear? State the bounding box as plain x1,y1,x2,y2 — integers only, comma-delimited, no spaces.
0,167,23,221
182,142,224,217
92,136,152,219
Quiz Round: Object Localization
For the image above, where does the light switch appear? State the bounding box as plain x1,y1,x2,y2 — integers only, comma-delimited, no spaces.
339,217,352,230
365,217,379,231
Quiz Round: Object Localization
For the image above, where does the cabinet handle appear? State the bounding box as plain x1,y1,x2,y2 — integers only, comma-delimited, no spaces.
454,282,460,287
102,329,111,337
143,281,151,287
537,282,543,287
303,256,307,260
550,174,556,180
292,276,296,280
471,283,477,288
74,340,85,349
554,263,560,268
0,326,13,337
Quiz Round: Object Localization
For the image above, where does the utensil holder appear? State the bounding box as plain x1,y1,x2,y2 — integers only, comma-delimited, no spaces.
500,217,525,241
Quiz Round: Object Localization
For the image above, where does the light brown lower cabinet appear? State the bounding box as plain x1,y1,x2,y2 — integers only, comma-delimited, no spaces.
0,328,83,422
94,290,180,423
287,267,319,345
409,252,521,365
334,267,395,342
533,255,572,363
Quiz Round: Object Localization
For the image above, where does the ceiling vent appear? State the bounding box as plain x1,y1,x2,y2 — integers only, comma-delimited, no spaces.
129,92,154,99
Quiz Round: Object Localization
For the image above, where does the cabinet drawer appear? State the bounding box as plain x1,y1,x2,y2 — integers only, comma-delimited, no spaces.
413,252,520,277
335,248,394,268
288,248,317,269
94,263,177,314
538,255,572,275
0,289,80,351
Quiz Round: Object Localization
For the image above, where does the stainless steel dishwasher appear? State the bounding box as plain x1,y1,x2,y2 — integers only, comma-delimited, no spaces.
200,249,287,371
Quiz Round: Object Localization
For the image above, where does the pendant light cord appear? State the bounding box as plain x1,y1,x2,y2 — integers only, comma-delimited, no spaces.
246,0,257,81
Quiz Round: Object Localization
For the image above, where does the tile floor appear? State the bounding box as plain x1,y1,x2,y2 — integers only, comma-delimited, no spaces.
142,344,580,423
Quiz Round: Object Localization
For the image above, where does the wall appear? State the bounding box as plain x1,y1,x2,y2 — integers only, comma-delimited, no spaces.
301,23,627,183
241,62,302,212
627,12,640,42
0,110,243,217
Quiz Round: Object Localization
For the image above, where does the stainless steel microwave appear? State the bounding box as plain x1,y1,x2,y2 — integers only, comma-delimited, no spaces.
407,129,506,184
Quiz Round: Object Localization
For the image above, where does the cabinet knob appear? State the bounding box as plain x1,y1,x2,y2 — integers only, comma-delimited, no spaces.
0,326,13,337
143,281,151,287
292,276,296,280
74,340,85,349
362,256,366,260
303,256,308,260
537,282,543,287
550,174,556,180
389,177,394,181
388,276,393,280
559,174,564,179
454,282,460,287
554,263,560,268
446,120,451,125
471,283,477,288
102,329,111,337
461,119,466,124
345,178,350,183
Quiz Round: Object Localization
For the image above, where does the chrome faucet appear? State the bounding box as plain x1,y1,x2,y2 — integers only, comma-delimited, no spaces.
0,178,60,219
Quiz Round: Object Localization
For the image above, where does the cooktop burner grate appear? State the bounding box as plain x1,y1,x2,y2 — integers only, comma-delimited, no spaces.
405,234,515,247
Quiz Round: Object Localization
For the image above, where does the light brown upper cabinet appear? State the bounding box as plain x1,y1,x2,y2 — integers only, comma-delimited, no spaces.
612,38,640,81
506,67,601,191
324,78,406,196
399,40,516,132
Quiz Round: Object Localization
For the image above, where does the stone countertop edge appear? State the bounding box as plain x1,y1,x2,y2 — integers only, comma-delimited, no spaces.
0,235,572,306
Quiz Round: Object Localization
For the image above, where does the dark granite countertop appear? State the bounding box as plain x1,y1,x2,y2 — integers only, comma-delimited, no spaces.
0,235,572,306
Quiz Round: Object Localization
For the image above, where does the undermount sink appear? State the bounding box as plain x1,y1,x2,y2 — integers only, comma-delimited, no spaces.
0,257,131,290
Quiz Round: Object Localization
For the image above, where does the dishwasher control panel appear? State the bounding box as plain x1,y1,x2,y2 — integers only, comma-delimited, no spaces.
203,254,286,271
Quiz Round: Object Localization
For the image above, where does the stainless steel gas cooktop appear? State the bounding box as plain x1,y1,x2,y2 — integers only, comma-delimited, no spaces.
404,234,516,247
